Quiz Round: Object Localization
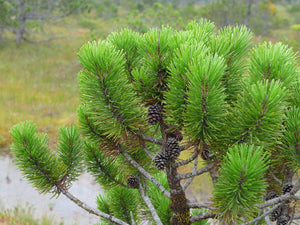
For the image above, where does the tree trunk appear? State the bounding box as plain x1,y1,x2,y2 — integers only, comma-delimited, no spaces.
160,121,191,225
166,165,191,225
16,0,26,44
244,0,254,27
16,18,26,44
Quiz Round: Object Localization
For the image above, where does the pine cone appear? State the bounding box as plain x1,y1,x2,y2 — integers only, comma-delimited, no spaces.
282,182,294,194
148,104,162,125
201,143,210,160
276,215,290,225
270,207,282,222
265,191,279,201
127,175,139,189
154,151,168,170
166,137,180,160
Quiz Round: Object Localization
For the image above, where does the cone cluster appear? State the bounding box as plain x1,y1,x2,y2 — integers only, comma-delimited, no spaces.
154,151,168,170
154,137,181,170
265,182,294,224
165,137,180,160
201,143,210,160
282,182,294,195
127,175,139,189
148,104,162,125
276,215,289,225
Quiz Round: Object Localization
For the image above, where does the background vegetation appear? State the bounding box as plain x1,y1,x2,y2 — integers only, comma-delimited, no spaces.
1,0,300,223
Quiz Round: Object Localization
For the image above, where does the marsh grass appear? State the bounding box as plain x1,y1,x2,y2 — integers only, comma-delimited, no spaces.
0,40,81,151
0,204,59,225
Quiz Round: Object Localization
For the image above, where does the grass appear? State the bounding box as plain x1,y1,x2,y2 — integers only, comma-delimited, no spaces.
0,204,59,225
0,40,80,151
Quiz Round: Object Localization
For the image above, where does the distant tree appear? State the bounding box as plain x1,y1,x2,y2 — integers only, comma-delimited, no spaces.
0,0,89,44
10,20,300,224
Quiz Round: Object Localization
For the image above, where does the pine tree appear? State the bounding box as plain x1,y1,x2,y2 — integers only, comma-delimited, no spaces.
9,20,300,224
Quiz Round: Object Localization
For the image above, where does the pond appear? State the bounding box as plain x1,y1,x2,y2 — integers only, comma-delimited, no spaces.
0,154,102,225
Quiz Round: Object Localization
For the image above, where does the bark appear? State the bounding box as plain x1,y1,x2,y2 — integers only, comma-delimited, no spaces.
57,184,129,225
166,164,191,225
160,121,190,225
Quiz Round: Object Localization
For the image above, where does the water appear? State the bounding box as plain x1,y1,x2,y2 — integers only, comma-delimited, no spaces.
0,154,102,225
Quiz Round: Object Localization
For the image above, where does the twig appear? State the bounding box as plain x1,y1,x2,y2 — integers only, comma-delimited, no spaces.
138,182,163,225
182,155,198,191
136,131,163,145
174,148,199,167
189,212,217,223
118,144,170,199
209,165,218,184
241,203,282,225
187,202,216,210
177,162,216,180
255,193,299,208
57,184,128,225
142,145,154,160
263,208,272,225
130,211,136,225
270,171,283,185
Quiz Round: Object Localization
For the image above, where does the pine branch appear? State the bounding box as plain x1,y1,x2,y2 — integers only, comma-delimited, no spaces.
241,203,282,225
57,183,129,225
174,147,199,167
189,212,217,223
130,211,136,225
263,208,272,225
136,131,163,145
86,144,130,188
187,202,216,210
182,154,198,191
118,144,170,199
255,193,300,208
177,162,216,180
138,182,163,225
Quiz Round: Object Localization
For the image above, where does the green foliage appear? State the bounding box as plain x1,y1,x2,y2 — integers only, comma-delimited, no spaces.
83,141,123,187
165,41,210,128
77,40,146,140
282,107,300,169
107,29,142,82
57,125,83,186
133,26,175,104
183,53,227,142
97,186,139,224
229,80,286,147
10,121,64,196
248,42,298,89
213,144,269,223
213,26,253,102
